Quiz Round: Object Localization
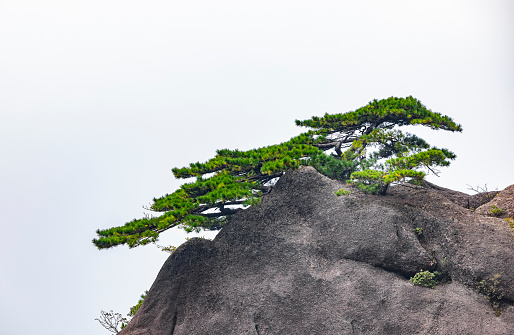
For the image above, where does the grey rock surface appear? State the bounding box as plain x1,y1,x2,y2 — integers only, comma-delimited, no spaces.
475,184,514,218
422,180,500,210
120,167,514,335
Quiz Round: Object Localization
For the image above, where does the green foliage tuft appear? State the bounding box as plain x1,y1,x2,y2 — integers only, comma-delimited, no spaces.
296,96,461,137
309,153,360,181
128,291,148,317
414,227,423,235
409,269,439,288
347,148,455,195
476,273,504,302
335,188,351,196
489,205,503,216
157,244,177,253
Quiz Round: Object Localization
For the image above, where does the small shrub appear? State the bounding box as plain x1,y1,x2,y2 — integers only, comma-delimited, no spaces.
409,270,439,288
157,236,212,254
489,205,503,216
128,291,148,317
157,244,177,253
96,310,129,334
185,236,212,241
414,227,423,235
335,188,351,196
477,273,504,302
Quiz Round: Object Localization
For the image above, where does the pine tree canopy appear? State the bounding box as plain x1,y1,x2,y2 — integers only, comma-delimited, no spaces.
93,96,462,249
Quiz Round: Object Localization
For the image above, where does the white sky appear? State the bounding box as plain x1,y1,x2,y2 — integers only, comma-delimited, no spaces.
0,1,513,334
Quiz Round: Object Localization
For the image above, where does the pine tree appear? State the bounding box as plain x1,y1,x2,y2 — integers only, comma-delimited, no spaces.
93,96,461,249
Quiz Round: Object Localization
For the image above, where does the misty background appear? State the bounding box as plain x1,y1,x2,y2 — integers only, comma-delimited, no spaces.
0,1,513,334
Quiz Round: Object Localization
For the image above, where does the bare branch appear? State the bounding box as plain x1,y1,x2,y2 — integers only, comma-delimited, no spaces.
96,310,128,334
423,163,440,177
466,184,490,194
142,204,158,212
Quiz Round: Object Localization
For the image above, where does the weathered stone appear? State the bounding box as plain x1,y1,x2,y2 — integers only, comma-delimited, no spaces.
120,167,514,335
422,180,499,210
475,185,514,218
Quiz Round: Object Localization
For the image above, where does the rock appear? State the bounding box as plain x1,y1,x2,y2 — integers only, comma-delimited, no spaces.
475,185,514,218
120,167,514,335
422,180,499,210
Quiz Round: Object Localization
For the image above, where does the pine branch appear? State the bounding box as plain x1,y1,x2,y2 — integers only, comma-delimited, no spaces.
94,96,462,249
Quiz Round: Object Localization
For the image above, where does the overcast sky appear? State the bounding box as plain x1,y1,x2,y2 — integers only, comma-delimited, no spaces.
1,1,513,334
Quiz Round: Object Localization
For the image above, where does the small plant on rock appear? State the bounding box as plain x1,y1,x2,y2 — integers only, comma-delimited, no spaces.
157,244,177,253
414,227,423,235
96,310,129,334
97,289,149,333
335,188,351,196
409,269,439,288
489,205,503,216
128,290,148,317
185,236,212,241
477,273,504,302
